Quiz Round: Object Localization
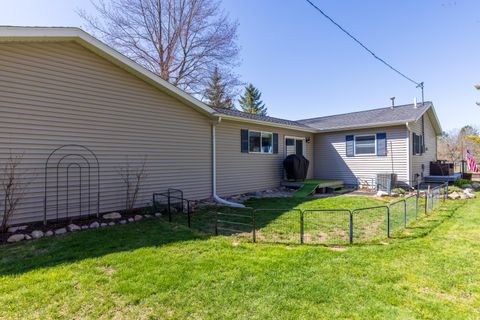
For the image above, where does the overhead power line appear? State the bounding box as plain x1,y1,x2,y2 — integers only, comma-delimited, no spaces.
304,0,424,99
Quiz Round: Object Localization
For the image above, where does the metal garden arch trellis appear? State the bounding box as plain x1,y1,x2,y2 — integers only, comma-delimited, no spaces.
43,145,100,225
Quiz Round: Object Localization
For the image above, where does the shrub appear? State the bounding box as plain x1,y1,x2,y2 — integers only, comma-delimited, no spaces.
447,186,463,194
392,187,406,195
454,179,472,188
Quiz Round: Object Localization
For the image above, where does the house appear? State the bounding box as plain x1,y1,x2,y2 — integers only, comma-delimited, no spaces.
0,27,442,224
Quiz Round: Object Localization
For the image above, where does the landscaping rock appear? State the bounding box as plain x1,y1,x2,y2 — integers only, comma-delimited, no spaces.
460,193,468,199
68,224,81,232
472,182,480,190
25,234,32,240
119,220,126,224
154,213,162,217
144,214,152,218
31,230,44,239
108,222,115,226
103,212,122,220
45,230,54,237
7,234,25,243
89,221,100,229
448,192,460,200
128,218,134,222
7,225,28,233
464,188,474,194
376,190,389,197
461,184,473,189
465,192,476,199
81,225,89,230
54,228,67,235
390,192,399,197
100,223,107,227
134,215,143,221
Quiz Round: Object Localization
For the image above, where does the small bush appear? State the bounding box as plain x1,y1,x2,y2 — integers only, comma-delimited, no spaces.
454,179,472,188
447,186,463,194
392,187,406,195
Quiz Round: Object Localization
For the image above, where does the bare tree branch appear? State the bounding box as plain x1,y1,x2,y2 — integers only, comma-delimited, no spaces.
117,156,148,214
78,0,240,96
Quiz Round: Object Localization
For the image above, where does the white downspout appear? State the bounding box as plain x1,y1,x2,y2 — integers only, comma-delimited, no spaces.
212,119,245,207
406,122,413,186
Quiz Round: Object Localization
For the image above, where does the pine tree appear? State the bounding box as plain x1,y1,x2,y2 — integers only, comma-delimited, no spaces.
204,67,233,109
238,84,267,116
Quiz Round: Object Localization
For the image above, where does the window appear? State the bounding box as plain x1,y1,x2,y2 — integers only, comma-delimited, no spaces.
249,131,273,154
413,133,423,155
286,138,295,146
354,135,376,155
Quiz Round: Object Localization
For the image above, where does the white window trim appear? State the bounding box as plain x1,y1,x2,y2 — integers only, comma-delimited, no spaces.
284,136,306,157
248,130,273,154
354,134,376,156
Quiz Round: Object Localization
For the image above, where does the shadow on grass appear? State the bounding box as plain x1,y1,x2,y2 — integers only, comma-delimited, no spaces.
0,218,208,276
388,200,467,242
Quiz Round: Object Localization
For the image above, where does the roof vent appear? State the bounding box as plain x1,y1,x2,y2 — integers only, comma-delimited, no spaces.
390,97,395,109
413,97,418,109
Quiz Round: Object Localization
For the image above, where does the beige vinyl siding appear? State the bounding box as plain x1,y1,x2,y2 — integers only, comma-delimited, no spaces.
313,126,409,185
409,112,438,180
0,41,212,224
216,120,314,196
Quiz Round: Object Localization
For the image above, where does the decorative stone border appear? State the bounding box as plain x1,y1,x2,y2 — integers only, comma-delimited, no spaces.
5,212,163,244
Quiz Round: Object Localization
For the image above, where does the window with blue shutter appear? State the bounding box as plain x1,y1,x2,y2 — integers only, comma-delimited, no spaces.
376,133,387,156
346,135,354,157
241,129,249,153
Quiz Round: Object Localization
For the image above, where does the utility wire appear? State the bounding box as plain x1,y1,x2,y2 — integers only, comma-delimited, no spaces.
304,0,423,90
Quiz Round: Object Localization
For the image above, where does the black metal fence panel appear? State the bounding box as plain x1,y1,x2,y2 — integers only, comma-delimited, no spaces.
302,209,351,245
253,209,302,244
152,182,449,246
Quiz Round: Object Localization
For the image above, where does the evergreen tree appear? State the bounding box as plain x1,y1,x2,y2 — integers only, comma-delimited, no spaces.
204,67,233,109
238,84,267,115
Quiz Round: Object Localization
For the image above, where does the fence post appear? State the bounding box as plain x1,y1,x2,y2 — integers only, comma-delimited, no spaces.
349,211,353,244
167,193,172,222
300,210,304,244
403,200,407,228
415,192,419,219
187,201,191,228
386,207,390,238
424,187,429,215
252,210,256,243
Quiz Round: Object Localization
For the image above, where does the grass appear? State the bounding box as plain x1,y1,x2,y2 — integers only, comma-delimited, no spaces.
1,195,479,319
175,194,421,245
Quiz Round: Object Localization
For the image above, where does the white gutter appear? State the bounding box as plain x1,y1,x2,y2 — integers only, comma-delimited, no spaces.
212,118,245,207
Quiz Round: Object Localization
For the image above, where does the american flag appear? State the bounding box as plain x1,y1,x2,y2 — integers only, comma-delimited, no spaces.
466,150,479,173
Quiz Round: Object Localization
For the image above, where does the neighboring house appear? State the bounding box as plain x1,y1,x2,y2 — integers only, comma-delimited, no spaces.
0,27,442,224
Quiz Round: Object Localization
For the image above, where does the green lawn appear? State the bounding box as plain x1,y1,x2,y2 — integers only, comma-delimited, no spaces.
1,196,479,319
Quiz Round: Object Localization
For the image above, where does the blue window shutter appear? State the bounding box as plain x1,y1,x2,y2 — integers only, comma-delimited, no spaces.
241,129,249,153
346,135,354,157
376,133,387,156
273,133,279,154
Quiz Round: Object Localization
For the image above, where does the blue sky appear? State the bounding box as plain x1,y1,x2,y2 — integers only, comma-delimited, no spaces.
1,0,479,131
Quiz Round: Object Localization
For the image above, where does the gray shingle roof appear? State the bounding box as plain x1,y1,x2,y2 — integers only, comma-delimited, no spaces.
211,106,310,128
298,102,432,131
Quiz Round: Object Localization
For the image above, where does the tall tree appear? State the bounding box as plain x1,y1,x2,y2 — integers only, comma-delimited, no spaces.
78,0,240,95
204,67,233,108
238,84,267,116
